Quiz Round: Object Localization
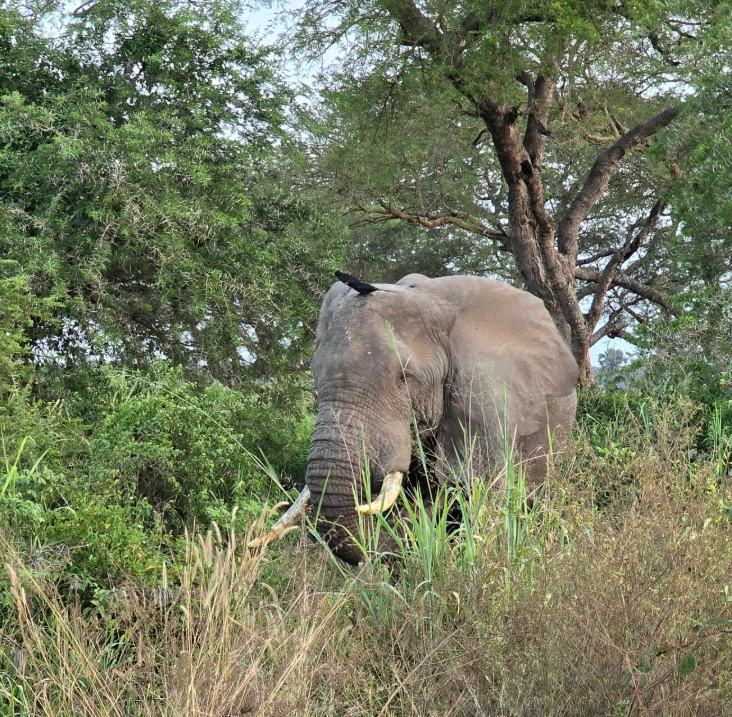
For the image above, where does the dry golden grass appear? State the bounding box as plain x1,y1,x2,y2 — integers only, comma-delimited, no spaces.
1,403,731,717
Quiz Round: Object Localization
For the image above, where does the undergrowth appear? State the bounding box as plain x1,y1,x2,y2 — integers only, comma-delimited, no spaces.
1,399,731,716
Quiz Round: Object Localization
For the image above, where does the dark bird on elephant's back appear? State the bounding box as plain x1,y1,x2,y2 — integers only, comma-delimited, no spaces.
334,270,378,296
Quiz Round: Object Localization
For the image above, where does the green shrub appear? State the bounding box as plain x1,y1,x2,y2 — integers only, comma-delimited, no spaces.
634,290,732,447
0,363,313,593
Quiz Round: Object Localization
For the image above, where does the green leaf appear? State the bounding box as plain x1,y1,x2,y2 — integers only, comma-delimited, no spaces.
619,670,632,688
680,653,697,678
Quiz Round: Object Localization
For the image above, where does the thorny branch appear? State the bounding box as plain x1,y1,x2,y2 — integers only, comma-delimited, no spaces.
584,200,666,334
575,267,679,315
557,106,680,262
350,200,510,250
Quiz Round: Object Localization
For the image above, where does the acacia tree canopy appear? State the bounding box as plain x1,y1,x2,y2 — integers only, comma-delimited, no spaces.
292,0,727,379
0,1,342,387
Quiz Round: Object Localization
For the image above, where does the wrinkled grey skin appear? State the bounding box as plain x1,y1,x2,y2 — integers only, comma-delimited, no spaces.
307,274,578,564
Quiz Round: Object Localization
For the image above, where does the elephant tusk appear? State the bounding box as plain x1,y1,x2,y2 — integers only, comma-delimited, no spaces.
356,471,404,514
248,486,312,549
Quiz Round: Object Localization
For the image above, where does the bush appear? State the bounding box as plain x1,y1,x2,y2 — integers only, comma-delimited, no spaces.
635,290,732,435
0,363,313,593
82,364,303,527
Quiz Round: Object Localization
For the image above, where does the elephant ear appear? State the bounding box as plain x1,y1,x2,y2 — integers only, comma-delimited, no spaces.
447,277,578,437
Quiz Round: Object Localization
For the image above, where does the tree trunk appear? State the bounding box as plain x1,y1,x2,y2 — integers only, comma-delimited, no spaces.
478,93,596,381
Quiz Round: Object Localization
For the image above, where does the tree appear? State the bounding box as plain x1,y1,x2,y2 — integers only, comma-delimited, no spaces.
293,0,724,381
595,346,628,389
0,1,342,388
658,24,732,293
0,1,343,584
598,348,628,374
638,290,732,415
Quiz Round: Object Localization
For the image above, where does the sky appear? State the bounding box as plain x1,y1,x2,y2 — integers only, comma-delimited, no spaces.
243,2,634,366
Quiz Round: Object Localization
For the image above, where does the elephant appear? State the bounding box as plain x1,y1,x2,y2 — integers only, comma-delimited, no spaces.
250,273,579,564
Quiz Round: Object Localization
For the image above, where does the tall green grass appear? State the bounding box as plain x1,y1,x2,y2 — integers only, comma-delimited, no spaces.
709,402,732,478
0,436,46,500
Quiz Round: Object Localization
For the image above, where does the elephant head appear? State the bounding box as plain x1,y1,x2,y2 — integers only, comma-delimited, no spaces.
250,274,578,564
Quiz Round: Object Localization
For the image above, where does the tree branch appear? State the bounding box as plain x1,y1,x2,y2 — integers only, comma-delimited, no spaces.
576,248,616,265
618,295,650,324
574,267,679,314
647,31,682,66
383,0,442,52
461,7,547,38
521,68,556,168
608,328,643,346
351,200,510,248
557,106,679,261
584,200,665,333
576,283,598,300
590,309,627,346
73,0,98,16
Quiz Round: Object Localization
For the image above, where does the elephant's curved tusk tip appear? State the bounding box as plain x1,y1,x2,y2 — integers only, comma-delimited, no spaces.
356,471,404,514
247,534,274,550
248,524,301,550
248,486,311,549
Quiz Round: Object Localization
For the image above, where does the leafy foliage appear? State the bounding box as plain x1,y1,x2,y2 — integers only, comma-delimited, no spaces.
659,24,732,290
0,1,341,383
0,0,340,591
0,363,313,588
0,261,58,393
637,290,732,433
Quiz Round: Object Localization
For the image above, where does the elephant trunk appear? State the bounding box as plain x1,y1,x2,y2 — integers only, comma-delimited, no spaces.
305,406,401,563
305,449,367,564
